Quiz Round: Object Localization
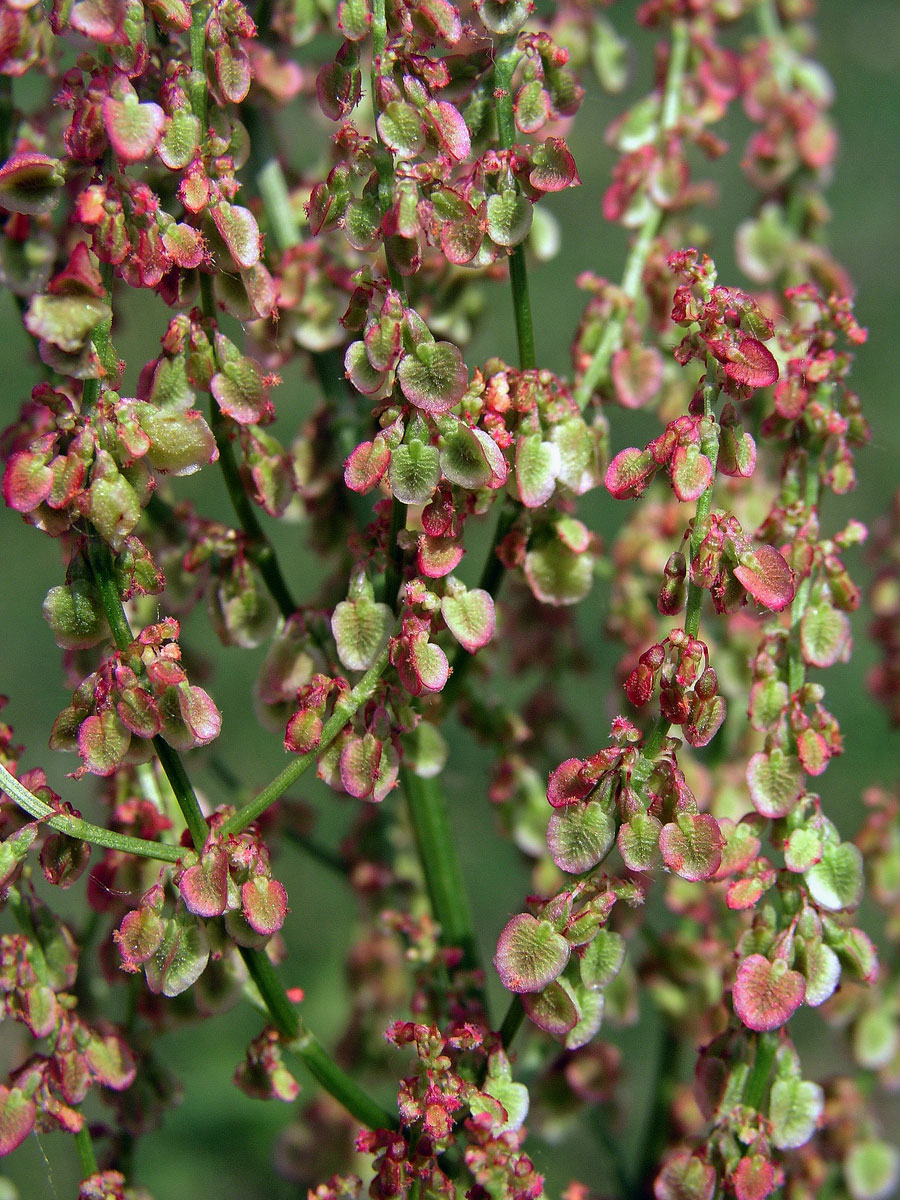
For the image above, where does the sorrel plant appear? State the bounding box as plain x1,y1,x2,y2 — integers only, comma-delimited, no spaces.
0,0,898,1197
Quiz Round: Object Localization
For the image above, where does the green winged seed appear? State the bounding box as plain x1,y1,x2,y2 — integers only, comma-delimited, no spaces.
332,595,393,671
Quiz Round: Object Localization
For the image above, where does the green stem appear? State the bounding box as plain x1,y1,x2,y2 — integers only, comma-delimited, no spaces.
440,34,537,698
399,768,480,971
639,712,672,763
239,945,300,1037
507,248,536,371
11,783,393,1139
207,401,299,621
492,38,521,167
499,994,525,1049
219,635,396,837
93,274,117,380
206,759,349,874
197,256,299,623
86,536,136,650
85,538,209,853
241,947,398,1128
0,761,182,863
8,888,49,982
587,1106,632,1200
371,0,388,93
787,459,821,694
683,384,720,641
742,1030,779,1112
368,9,485,1000
150,736,208,852
311,347,378,534
755,0,781,42
188,2,209,134
371,0,407,295
493,40,537,370
382,495,407,609
0,76,14,171
74,1125,99,1179
253,169,374,538
631,1023,679,1197
641,382,719,762
257,158,301,254
443,500,516,704
574,207,662,411
660,20,689,131
573,19,690,410
292,1030,399,1132
755,0,793,94
787,575,813,695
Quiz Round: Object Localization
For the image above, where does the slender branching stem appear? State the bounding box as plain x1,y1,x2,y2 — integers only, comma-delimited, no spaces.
498,994,525,1050
787,459,822,694
240,948,398,1128
371,0,407,294
149,737,208,851
8,888,49,982
684,382,721,640
573,19,690,409
241,947,399,1130
195,266,299,622
194,8,300,627
367,0,414,596
0,762,182,863
85,538,209,853
256,158,301,254
443,36,540,695
400,768,480,972
219,633,397,836
239,945,300,1038
188,2,209,134
587,1106,633,1200
742,1030,779,1111
85,489,395,1135
640,712,673,763
78,209,207,856
493,38,537,371
208,755,350,875
207,401,299,620
443,500,516,704
642,382,719,762
58,102,397,1140
291,1028,399,1131
74,1125,99,1179
631,1023,680,1197
756,0,792,93
0,76,12,164
86,537,136,651
506,247,536,371
382,494,407,609
362,6,482,1004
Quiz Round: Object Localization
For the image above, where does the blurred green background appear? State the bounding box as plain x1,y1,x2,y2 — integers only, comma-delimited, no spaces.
0,1,898,1196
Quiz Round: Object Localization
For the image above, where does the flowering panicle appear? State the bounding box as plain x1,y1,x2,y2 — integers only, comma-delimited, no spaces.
0,0,889,1197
